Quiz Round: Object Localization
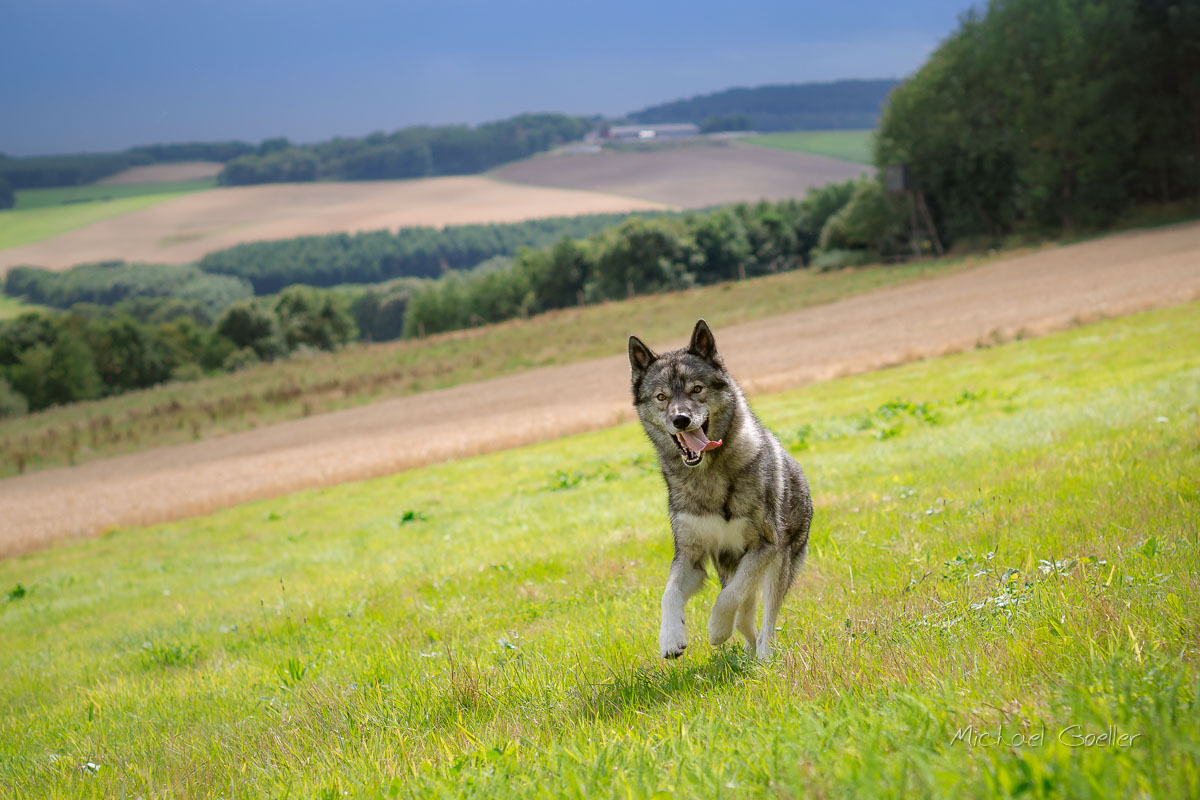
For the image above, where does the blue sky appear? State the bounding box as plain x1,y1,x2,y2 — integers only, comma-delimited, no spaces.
0,0,976,156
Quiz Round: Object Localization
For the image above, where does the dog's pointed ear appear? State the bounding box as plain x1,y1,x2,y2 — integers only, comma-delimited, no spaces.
628,335,656,376
688,319,719,363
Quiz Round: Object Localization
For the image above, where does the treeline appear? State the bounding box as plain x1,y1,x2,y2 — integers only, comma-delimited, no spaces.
0,286,359,415
217,114,591,186
5,262,253,323
628,80,899,132
0,142,255,190
876,0,1200,242
403,183,884,336
195,211,665,294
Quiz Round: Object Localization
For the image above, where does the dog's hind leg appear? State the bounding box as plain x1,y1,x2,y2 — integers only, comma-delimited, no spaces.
708,547,771,647
757,548,804,658
715,551,756,652
735,589,758,655
660,559,705,659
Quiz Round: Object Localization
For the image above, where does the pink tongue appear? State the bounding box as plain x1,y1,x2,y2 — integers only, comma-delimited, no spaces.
679,428,722,452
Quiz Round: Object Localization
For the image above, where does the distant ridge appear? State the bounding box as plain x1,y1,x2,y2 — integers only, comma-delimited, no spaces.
627,79,899,132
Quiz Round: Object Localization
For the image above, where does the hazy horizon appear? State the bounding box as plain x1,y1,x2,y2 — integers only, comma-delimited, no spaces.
1,0,975,157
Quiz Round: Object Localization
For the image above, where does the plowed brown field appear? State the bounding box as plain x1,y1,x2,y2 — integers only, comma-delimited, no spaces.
492,142,867,207
2,221,1197,557
96,162,224,184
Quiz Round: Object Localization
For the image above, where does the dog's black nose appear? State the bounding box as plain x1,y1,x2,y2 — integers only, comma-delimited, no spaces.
672,415,691,430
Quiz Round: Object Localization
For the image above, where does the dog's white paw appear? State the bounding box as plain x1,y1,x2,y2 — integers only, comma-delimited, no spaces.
708,594,737,646
660,621,688,659
755,632,774,660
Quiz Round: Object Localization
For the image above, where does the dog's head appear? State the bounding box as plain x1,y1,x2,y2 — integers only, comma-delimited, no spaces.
628,319,736,468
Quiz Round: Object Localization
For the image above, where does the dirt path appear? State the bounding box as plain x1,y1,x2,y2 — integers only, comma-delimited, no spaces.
2,222,1198,556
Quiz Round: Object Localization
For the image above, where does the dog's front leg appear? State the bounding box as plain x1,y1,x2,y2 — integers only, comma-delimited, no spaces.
708,547,771,647
659,558,705,659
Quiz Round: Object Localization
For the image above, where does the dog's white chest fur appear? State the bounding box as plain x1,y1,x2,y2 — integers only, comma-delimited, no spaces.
674,512,751,557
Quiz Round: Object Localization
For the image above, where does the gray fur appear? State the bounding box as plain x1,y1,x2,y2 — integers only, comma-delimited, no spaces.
629,319,812,659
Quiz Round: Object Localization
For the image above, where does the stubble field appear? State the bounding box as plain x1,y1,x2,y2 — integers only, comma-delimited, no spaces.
0,176,668,272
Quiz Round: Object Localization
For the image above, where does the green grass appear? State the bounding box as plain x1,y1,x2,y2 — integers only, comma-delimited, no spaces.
0,294,41,321
1,302,1197,798
12,179,217,211
0,180,216,251
744,130,876,164
0,250,991,477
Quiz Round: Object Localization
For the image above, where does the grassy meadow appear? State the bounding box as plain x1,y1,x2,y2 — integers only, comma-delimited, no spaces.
12,180,218,211
0,251,988,478
0,180,215,250
0,294,40,321
743,130,876,164
1,301,1197,798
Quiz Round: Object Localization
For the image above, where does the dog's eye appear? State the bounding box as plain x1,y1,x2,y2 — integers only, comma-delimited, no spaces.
691,384,703,394
655,392,667,402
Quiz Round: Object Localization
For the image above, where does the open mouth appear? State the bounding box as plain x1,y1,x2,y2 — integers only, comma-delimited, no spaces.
672,420,722,467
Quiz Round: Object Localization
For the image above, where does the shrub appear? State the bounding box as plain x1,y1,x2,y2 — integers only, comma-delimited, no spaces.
0,377,27,418
811,248,876,272
216,301,285,361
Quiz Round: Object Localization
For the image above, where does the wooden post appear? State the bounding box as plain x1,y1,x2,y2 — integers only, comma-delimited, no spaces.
916,192,944,256
906,192,923,257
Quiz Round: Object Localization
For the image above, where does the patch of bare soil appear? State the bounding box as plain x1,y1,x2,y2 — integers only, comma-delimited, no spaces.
491,142,868,207
1,222,1198,556
0,176,668,271
96,162,225,184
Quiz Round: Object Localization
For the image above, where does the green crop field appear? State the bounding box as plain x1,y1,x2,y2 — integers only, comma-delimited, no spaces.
744,130,876,164
0,294,38,320
13,179,218,211
1,301,1196,798
0,180,216,251
0,251,984,478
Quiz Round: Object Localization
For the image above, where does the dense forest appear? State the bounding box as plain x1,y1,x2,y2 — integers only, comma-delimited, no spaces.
627,79,899,132
0,142,255,189
400,183,879,337
0,285,360,414
5,262,253,323
216,114,591,185
876,0,1200,240
194,212,664,293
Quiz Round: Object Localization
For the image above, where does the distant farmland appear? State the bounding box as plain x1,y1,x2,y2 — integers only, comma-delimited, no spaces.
492,141,867,207
1,143,869,270
95,161,224,184
12,178,217,211
0,176,667,272
744,129,876,164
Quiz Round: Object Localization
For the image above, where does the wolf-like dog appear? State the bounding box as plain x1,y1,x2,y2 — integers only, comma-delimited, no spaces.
628,319,812,659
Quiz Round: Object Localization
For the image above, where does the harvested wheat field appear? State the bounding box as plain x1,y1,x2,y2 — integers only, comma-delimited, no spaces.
0,176,668,271
96,161,224,184
1,221,1198,556
492,141,868,207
